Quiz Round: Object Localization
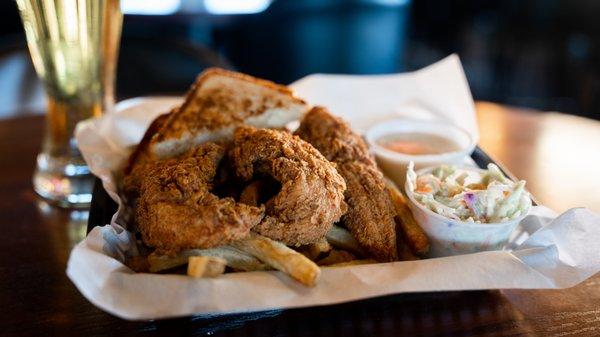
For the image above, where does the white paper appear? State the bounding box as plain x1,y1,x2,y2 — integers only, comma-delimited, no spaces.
291,54,478,142
68,55,600,320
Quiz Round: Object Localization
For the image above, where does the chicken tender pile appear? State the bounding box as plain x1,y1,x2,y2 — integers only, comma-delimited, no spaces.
121,68,428,286
131,130,347,255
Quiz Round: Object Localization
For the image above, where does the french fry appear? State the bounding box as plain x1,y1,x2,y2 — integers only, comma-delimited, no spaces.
385,179,430,255
125,255,150,273
187,256,227,278
217,246,272,272
232,232,321,287
148,254,188,273
297,238,332,261
317,250,355,266
325,259,377,268
203,246,270,272
399,241,419,261
148,246,269,273
325,225,364,255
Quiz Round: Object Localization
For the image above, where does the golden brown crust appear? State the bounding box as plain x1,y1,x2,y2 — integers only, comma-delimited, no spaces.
135,143,264,255
229,126,347,246
336,162,399,261
295,107,399,261
294,106,374,165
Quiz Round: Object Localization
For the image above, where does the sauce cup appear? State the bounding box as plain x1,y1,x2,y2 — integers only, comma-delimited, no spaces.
404,166,530,257
365,119,476,188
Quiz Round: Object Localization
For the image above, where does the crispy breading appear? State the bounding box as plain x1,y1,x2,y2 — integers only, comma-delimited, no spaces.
229,126,347,246
296,106,399,261
294,107,374,165
135,143,264,255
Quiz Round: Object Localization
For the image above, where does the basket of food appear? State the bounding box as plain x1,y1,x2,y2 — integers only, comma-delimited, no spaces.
68,55,599,320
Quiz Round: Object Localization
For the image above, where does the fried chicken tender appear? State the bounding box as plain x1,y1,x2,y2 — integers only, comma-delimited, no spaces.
229,126,347,246
295,107,399,261
136,143,264,255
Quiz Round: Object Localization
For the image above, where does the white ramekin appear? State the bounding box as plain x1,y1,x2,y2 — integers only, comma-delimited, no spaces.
365,119,476,188
404,166,530,258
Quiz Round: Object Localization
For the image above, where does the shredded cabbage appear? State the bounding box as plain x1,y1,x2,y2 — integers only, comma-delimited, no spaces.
407,163,531,223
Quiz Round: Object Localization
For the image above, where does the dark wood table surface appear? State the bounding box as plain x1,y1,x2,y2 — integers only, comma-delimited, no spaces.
1,102,598,336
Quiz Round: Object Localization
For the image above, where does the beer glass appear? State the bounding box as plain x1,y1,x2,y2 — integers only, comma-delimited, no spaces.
16,0,122,207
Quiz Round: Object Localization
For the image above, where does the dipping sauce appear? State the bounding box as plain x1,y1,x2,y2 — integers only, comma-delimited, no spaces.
377,133,461,155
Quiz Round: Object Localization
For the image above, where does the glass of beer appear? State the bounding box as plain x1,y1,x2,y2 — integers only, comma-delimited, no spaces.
17,0,122,207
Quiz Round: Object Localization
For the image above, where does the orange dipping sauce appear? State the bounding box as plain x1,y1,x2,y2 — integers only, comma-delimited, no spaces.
377,132,461,155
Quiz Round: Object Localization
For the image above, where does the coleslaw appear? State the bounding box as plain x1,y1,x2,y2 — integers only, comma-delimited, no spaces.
407,163,531,223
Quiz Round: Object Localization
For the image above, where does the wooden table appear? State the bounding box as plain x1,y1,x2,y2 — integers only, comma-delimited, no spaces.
0,103,598,336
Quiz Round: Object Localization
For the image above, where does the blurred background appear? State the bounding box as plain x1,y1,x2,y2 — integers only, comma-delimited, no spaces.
1,0,599,120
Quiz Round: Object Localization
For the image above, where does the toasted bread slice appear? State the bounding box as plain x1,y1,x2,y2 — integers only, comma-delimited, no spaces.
124,68,309,174
124,112,170,174
149,68,309,159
